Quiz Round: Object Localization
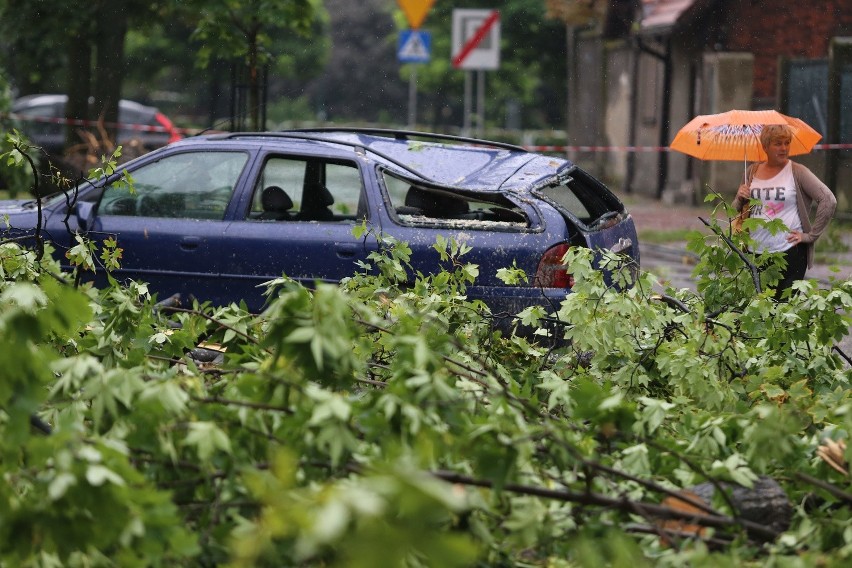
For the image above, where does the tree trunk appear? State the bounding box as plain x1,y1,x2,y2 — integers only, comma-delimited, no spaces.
92,2,128,147
65,39,91,152
248,32,259,131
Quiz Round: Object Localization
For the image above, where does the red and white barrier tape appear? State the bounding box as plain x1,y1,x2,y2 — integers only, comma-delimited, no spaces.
4,112,851,152
524,143,852,153
526,145,669,152
2,112,198,136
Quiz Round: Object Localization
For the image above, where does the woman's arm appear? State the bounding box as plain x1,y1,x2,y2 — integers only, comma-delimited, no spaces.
732,163,758,211
795,163,837,243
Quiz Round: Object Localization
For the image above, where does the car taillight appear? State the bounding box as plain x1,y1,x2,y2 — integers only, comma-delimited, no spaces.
535,243,574,288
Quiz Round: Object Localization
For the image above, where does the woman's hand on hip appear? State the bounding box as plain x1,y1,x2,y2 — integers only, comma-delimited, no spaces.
786,230,804,244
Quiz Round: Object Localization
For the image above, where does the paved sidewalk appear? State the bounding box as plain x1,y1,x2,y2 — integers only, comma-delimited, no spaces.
624,195,720,234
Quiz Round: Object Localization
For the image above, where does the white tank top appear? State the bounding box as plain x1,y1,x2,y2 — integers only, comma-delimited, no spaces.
748,161,801,253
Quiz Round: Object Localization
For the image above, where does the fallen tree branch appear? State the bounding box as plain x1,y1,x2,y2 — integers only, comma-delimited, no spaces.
622,522,734,549
795,472,852,504
699,217,761,293
431,469,779,542
832,345,852,367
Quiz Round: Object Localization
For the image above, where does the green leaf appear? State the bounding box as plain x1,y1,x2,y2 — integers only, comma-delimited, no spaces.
184,422,232,462
48,472,77,500
86,464,126,487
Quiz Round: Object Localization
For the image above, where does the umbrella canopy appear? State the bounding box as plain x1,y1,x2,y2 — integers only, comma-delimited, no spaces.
670,109,822,162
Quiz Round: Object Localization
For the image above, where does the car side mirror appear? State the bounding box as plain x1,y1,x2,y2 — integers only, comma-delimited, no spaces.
74,201,96,232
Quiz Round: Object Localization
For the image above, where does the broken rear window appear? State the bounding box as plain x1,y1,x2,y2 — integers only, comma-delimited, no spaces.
381,171,529,230
536,167,624,228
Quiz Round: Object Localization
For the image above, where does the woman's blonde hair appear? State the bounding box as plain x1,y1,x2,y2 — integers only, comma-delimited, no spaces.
760,124,793,148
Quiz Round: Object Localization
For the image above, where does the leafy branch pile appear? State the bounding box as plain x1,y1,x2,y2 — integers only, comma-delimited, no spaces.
3,141,852,566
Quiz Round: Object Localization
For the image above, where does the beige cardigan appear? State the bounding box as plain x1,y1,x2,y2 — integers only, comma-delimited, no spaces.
732,161,837,269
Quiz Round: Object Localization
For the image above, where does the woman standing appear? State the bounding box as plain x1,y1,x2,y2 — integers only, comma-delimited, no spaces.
733,124,836,296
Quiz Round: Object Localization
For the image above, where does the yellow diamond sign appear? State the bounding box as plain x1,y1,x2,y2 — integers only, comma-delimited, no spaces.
397,0,435,29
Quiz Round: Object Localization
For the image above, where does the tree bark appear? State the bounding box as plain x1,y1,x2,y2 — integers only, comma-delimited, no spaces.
65,39,92,151
248,30,259,131
92,2,128,146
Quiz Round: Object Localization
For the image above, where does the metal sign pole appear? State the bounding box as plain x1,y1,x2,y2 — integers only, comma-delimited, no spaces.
463,70,472,136
477,69,485,138
408,67,418,128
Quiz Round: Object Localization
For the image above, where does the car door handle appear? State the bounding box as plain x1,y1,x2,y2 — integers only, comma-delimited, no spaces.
336,243,358,258
180,236,201,251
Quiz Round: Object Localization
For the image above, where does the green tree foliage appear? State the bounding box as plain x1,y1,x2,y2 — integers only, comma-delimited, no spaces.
0,69,34,197
0,0,158,146
288,0,405,125
0,0,65,94
0,0,322,141
1,0,567,135
3,145,852,565
186,0,319,130
122,9,329,130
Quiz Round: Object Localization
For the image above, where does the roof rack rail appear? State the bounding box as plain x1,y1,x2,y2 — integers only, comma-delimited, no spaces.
209,130,437,180
284,127,529,153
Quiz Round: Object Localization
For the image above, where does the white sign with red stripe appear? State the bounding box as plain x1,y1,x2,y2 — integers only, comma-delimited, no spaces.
451,9,500,70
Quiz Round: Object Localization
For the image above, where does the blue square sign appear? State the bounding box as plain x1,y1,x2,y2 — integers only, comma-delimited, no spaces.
398,30,431,63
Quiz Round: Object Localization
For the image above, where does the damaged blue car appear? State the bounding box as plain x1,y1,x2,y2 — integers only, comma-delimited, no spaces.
0,128,639,318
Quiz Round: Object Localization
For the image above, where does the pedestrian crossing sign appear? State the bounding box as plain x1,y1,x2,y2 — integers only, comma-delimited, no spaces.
398,30,431,63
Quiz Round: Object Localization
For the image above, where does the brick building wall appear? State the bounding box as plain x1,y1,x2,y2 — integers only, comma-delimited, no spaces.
720,0,852,100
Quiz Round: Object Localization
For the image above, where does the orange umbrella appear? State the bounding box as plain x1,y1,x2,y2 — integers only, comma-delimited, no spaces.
670,109,822,163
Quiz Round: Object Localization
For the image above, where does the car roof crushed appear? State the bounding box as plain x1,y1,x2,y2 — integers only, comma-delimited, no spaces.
203,128,574,196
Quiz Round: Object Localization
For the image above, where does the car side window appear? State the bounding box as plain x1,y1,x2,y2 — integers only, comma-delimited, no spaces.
381,170,529,229
247,157,364,222
98,151,248,220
